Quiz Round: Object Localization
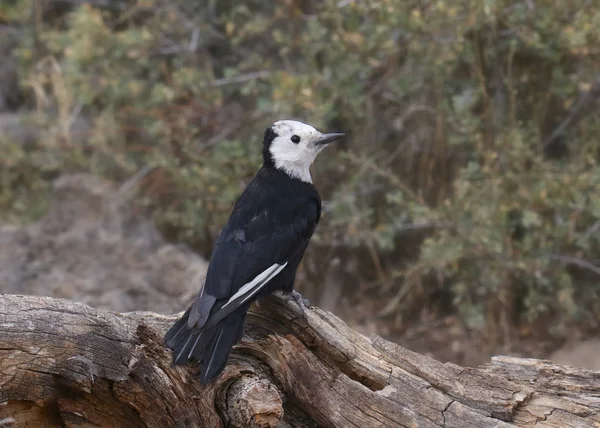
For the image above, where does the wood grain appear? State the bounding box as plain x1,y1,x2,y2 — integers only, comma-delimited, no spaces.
0,294,598,427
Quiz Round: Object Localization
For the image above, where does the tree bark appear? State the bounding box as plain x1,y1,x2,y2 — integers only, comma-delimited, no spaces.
0,294,598,428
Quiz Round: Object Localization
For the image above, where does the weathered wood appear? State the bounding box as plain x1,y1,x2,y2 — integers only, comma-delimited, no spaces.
0,294,598,428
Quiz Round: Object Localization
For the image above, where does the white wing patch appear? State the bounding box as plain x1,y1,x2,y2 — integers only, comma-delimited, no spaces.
222,262,288,309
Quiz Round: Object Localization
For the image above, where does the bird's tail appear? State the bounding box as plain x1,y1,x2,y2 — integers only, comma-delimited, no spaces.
164,308,246,384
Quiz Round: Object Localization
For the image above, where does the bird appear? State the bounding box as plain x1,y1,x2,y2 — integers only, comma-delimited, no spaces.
164,119,344,384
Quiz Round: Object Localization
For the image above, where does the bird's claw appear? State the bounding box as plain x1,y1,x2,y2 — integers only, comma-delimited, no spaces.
286,290,311,315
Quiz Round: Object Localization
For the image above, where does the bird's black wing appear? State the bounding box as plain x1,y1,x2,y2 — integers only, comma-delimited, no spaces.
186,178,320,330
164,169,321,383
164,172,320,382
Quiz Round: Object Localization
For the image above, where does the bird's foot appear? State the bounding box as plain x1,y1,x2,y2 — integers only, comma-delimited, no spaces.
284,290,311,315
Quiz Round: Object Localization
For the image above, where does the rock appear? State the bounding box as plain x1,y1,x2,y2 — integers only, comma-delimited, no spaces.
0,173,207,313
549,339,600,370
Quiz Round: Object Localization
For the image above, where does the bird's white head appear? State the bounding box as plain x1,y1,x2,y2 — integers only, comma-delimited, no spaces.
262,120,344,183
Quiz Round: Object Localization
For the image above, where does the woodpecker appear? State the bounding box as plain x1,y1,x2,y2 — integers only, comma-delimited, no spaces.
164,120,344,384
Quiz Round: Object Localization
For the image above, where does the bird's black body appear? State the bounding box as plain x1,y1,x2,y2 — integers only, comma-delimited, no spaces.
164,160,321,383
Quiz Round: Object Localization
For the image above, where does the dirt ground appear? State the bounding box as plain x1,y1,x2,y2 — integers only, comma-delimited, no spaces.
1,172,598,370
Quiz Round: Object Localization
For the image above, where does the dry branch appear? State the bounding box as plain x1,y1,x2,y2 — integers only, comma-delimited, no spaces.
0,294,599,427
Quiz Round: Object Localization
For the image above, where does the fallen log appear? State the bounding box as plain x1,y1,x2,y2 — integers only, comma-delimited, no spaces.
0,294,598,427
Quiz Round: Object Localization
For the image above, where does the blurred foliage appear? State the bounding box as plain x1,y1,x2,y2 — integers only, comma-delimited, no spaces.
2,0,600,345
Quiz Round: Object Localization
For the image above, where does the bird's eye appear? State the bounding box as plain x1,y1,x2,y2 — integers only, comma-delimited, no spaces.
291,135,301,144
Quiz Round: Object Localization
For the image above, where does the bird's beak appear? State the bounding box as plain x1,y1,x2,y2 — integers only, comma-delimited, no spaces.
315,132,345,146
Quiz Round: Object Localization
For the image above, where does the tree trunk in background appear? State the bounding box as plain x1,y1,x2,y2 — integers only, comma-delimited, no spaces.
0,294,598,427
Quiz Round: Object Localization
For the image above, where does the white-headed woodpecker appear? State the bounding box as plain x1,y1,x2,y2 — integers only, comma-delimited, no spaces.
164,120,345,384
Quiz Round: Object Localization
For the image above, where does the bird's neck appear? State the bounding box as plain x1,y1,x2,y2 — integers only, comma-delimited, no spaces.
261,163,313,184
268,150,316,184
275,161,312,183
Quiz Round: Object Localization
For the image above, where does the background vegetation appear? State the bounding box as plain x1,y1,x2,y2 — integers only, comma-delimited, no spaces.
2,0,600,362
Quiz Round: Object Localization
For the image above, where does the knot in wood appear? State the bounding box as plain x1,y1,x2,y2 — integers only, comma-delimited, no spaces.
225,375,283,428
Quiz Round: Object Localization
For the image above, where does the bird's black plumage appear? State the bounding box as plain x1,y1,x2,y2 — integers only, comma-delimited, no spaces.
164,125,323,384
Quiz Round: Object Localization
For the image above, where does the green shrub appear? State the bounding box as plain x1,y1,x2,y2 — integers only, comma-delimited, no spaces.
3,0,600,344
